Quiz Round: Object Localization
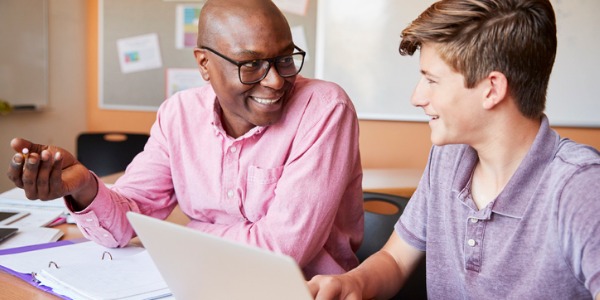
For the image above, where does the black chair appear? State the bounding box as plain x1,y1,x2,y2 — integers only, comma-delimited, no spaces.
358,192,427,300
76,132,149,177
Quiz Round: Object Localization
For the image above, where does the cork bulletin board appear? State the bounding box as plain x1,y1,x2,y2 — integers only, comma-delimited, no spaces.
98,0,318,111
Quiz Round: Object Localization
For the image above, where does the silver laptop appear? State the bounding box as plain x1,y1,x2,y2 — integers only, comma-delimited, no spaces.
126,212,313,300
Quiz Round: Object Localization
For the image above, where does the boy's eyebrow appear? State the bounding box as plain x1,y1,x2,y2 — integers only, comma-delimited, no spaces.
421,69,439,79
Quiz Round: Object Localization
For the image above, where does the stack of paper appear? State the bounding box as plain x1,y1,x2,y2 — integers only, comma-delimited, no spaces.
0,187,67,227
0,227,63,250
0,240,172,299
0,187,66,210
0,187,68,248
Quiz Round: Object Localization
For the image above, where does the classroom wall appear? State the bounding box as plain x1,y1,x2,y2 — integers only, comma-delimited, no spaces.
2,0,598,193
0,0,87,192
85,0,600,174
1,2,596,195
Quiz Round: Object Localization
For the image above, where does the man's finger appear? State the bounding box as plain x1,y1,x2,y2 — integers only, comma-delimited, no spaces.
6,153,25,188
36,150,54,199
22,152,41,199
48,152,65,200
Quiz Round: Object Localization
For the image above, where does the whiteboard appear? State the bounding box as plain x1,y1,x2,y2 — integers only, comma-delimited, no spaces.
0,0,48,110
315,0,600,127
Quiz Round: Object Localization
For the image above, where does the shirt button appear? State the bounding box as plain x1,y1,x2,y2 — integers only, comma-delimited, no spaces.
467,239,477,247
86,218,93,222
227,190,234,198
230,146,237,153
470,218,478,223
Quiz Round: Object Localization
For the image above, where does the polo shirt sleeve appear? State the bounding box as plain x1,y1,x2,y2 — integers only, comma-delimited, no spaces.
395,147,434,251
559,165,600,298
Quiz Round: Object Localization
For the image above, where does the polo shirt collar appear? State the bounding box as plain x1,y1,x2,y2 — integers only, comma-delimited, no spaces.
455,116,560,218
491,116,560,218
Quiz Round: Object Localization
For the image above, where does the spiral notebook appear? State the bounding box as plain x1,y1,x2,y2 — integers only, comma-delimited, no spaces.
126,212,313,300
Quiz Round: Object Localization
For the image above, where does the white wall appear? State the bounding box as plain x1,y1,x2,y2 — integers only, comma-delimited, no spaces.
0,0,87,192
317,0,600,127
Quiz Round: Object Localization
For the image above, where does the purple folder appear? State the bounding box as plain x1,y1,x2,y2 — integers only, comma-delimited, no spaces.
0,238,88,299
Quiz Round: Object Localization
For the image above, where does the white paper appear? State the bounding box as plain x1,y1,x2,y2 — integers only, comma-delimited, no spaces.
175,4,203,49
117,33,163,73
166,68,206,97
0,240,145,274
0,239,171,299
0,187,66,208
0,227,63,250
37,251,170,300
1,207,65,228
0,187,66,228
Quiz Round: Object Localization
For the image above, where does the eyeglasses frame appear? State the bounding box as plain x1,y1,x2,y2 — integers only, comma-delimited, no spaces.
199,45,306,85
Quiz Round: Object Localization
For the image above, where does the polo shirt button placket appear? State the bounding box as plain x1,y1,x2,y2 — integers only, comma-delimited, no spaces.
465,215,484,272
467,239,476,247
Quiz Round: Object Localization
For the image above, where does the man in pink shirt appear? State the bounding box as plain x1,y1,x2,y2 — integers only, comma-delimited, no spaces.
6,0,363,279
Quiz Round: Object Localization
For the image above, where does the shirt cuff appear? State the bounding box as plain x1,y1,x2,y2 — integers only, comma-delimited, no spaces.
64,174,121,247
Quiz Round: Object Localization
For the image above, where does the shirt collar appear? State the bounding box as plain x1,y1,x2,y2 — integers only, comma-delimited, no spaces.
209,95,266,140
491,116,560,218
454,116,560,218
492,116,560,218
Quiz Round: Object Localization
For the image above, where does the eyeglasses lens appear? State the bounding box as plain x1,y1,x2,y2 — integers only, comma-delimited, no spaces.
239,53,304,84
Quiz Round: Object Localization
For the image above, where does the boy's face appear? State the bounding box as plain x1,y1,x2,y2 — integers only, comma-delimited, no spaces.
410,43,488,146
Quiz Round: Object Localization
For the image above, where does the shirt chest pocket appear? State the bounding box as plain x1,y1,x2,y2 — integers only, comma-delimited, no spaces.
243,165,284,221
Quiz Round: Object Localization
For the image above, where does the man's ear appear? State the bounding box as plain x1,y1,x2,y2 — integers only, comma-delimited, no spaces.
193,48,210,81
482,71,508,110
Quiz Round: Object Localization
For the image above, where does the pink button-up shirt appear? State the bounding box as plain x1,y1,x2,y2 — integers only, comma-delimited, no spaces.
69,76,364,278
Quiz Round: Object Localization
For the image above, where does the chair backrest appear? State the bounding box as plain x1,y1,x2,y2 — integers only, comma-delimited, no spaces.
356,192,408,262
358,192,427,300
76,132,149,177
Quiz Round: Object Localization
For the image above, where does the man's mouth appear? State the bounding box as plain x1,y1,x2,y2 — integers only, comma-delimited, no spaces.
251,96,281,105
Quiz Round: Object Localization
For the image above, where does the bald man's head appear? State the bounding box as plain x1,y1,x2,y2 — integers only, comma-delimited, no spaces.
196,0,291,49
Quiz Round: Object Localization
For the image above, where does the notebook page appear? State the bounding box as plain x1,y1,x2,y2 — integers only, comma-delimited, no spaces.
0,240,144,274
37,251,170,300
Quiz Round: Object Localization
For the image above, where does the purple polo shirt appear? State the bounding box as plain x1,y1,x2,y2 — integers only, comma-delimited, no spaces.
69,76,364,279
397,117,600,299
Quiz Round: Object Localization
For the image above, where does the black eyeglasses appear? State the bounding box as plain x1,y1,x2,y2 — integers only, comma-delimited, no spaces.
200,45,306,84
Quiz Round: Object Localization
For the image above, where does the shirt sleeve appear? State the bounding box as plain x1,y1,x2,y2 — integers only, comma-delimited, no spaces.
559,165,600,297
67,103,180,248
395,147,434,251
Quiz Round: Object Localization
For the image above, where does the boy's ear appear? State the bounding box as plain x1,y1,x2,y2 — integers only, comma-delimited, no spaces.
193,48,210,81
482,71,508,110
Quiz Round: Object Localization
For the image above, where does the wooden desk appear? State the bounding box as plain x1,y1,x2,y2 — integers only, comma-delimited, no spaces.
99,171,123,185
362,168,422,198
